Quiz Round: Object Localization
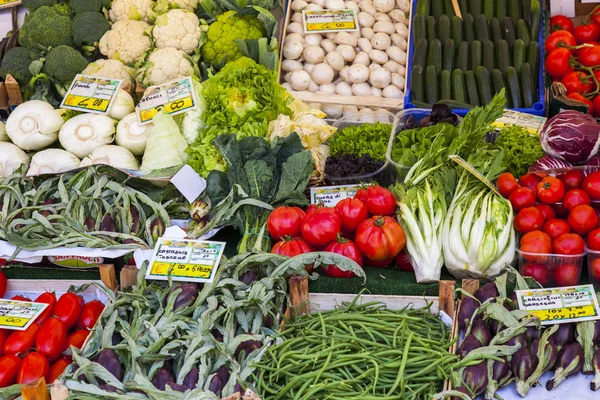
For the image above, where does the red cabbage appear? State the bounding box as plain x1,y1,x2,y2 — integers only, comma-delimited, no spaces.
540,111,600,164
587,154,600,166
529,154,573,172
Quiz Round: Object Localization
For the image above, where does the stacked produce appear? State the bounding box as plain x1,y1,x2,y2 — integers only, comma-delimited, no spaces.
409,0,541,109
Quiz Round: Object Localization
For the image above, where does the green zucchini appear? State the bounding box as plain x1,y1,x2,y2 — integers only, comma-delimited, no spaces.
513,39,526,71
470,40,482,70
443,39,456,71
520,62,535,108
528,41,540,91
426,16,436,41
443,0,455,16
425,65,439,104
438,99,475,108
490,17,502,43
456,41,469,71
483,0,494,19
465,70,480,106
516,19,531,46
432,0,443,21
416,0,430,16
464,13,475,44
414,38,428,69
509,0,521,23
427,39,443,72
438,15,451,43
411,65,425,102
413,14,426,42
495,0,506,18
531,0,541,39
483,40,495,72
521,0,532,25
506,66,521,108
412,100,433,108
440,69,452,100
458,0,469,16
496,39,510,73
452,16,463,44
475,66,493,105
491,68,506,95
469,0,481,16
451,69,467,103
475,14,489,43
502,17,516,49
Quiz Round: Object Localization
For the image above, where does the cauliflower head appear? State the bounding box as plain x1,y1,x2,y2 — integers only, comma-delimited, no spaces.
201,11,265,65
154,0,200,13
136,47,197,87
99,20,152,65
153,9,204,54
82,59,136,94
109,0,154,22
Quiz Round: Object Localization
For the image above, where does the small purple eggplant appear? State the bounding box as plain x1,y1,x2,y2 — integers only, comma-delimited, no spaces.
183,368,199,390
551,323,575,349
458,335,482,359
173,283,199,311
458,296,479,331
506,332,527,349
489,319,502,336
234,339,262,359
450,386,470,400
152,367,175,390
130,206,140,234
240,270,259,286
485,358,513,399
234,383,243,394
208,375,223,397
462,362,488,396
166,383,187,392
211,328,223,342
111,333,122,346
151,218,166,242
99,384,119,393
511,348,536,384
100,214,116,232
591,348,600,391
84,216,95,232
93,349,123,381
471,319,492,346
531,336,558,373
526,326,541,344
475,282,498,303
546,342,584,391
593,320,600,344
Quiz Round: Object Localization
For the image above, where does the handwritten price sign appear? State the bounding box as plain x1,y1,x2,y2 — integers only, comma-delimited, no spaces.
0,300,49,331
136,77,197,124
302,10,359,33
310,184,359,207
60,75,122,114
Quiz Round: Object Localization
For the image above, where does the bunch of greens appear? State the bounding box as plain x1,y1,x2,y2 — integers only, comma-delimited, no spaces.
328,122,391,161
392,123,458,168
191,132,313,253
491,125,544,177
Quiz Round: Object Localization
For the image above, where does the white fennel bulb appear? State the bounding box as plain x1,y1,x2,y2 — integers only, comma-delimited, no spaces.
59,114,116,158
5,100,65,150
80,145,139,170
27,149,81,176
0,121,9,142
108,90,135,120
115,113,152,156
0,142,30,177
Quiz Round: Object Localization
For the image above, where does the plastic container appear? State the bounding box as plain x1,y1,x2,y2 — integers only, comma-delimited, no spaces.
323,111,395,186
518,249,585,287
403,0,546,116
586,247,600,289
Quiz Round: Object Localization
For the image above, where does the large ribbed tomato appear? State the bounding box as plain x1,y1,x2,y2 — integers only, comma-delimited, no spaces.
322,236,363,278
334,198,369,233
355,216,406,261
271,237,314,272
266,206,306,240
300,208,341,247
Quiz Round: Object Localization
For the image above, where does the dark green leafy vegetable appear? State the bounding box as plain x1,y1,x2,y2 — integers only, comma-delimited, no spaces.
324,153,385,183
491,125,544,177
328,122,391,161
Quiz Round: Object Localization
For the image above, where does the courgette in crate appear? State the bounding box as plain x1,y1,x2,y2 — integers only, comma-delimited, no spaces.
440,70,452,100
464,14,475,44
438,15,451,43
531,0,540,39
491,68,506,95
496,40,510,73
476,66,493,105
416,0,430,16
413,38,428,68
528,41,540,90
502,17,516,49
475,14,489,43
458,0,468,16
470,40,482,70
443,39,456,71
425,65,439,104
483,0,494,19
513,39,526,70
506,66,521,108
411,65,425,102
432,0,443,21
495,0,506,18
438,99,475,108
521,0,532,25
413,14,426,42
465,70,480,106
452,16,463,43
483,40,495,72
490,17,502,43
426,16,436,41
469,0,481,16
451,69,467,103
427,39,443,72
520,62,535,107
509,0,521,23
412,100,433,108
516,19,531,46
443,0,455,16
456,41,469,71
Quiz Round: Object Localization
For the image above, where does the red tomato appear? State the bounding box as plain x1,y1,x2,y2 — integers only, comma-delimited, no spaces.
354,185,397,216
522,263,549,286
355,216,406,261
567,204,599,235
300,208,341,247
536,204,556,221
553,202,570,219
395,250,414,272
566,92,594,113
574,23,600,44
591,6,600,25
577,44,600,67
54,293,83,330
266,206,306,240
65,330,90,350
546,47,574,78
593,94,600,117
4,323,40,356
496,173,519,198
543,218,571,239
588,228,600,251
545,30,577,53
509,187,537,211
17,352,49,385
0,329,6,356
518,173,543,190
553,264,580,286
34,292,56,325
322,237,363,278
0,270,5,298
590,258,600,281
536,176,565,204
582,170,600,200
561,71,593,94
561,169,585,189
514,207,545,233
550,16,574,33
0,355,21,388
305,204,318,215
553,233,585,255
36,318,67,363
364,257,394,268
11,295,31,301
46,357,71,383
563,188,591,210
520,230,553,259
334,198,369,233
271,237,312,257
77,300,104,330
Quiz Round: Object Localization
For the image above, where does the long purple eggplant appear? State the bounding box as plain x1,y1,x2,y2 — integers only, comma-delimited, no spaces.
546,342,584,390
458,296,479,330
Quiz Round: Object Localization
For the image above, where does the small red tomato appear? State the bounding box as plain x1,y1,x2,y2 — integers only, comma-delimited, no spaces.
593,94,600,117
36,318,67,363
34,292,56,325
364,257,394,268
590,258,600,282
395,250,414,272
11,295,31,302
535,204,556,221
562,188,591,210
561,71,593,94
566,92,594,114
354,185,396,216
553,233,585,255
271,237,314,272
543,219,571,239
567,204,599,235
550,16,574,33
0,355,21,388
17,352,49,385
520,230,553,259
65,330,90,350
0,329,7,356
0,270,6,298
77,300,104,330
536,176,565,204
322,237,363,278
588,228,600,251
545,30,577,53
519,173,543,190
46,357,71,384
553,264,580,286
300,208,341,247
54,293,83,330
334,198,369,233
546,47,574,78
582,170,600,200
496,173,519,198
522,263,549,286
576,44,600,67
4,323,40,356
574,22,600,44
509,187,537,211
355,216,406,261
266,206,306,240
561,169,585,189
515,207,545,233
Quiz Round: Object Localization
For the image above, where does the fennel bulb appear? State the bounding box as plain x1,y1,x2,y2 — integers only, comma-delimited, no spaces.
27,149,81,176
0,121,8,142
179,79,205,145
0,142,30,177
108,89,135,120
59,114,116,158
140,111,187,171
116,113,152,155
5,100,65,150
80,145,139,170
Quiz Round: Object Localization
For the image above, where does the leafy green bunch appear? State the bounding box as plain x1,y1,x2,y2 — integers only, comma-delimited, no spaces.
329,122,392,162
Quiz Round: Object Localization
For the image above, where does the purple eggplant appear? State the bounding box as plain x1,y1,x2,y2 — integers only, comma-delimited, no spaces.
511,348,536,384
130,206,140,234
551,323,575,349
450,386,471,400
458,296,479,330
100,214,116,232
183,368,199,390
546,342,584,391
208,376,223,396
485,358,513,399
112,333,122,346
526,326,541,344
506,332,527,349
84,216,95,232
462,362,488,396
93,349,123,381
234,339,262,359
152,367,175,390
211,328,223,342
173,283,199,311
458,335,482,358
594,320,600,344
471,319,492,346
240,271,259,286
475,282,498,303
591,348,600,391
531,336,558,373
166,383,187,392
234,383,243,394
99,384,119,393
489,319,502,336
151,218,166,242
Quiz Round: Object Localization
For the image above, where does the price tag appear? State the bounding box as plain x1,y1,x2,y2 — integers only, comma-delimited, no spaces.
450,155,502,197
0,299,49,331
302,10,359,34
146,238,226,283
516,284,600,325
492,110,547,135
136,77,197,125
0,0,21,9
310,184,359,207
60,75,122,114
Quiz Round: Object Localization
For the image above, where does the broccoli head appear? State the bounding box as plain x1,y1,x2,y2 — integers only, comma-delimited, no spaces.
69,0,104,14
72,11,111,54
0,47,34,85
19,6,74,50
22,0,57,12
42,45,88,85
201,11,265,66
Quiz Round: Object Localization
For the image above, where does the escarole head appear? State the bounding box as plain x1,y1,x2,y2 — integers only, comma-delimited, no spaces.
59,114,117,158
5,100,65,150
115,113,152,156
0,142,30,177
27,149,81,176
80,145,139,170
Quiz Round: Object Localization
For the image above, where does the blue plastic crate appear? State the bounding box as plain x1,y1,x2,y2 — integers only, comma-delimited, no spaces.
403,0,546,116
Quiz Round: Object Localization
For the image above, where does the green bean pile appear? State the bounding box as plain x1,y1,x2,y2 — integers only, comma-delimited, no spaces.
253,300,458,400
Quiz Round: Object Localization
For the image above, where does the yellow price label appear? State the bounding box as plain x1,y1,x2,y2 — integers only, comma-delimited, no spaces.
150,262,213,279
63,94,109,112
529,305,597,323
139,96,194,123
0,0,20,7
306,21,356,31
0,316,28,328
